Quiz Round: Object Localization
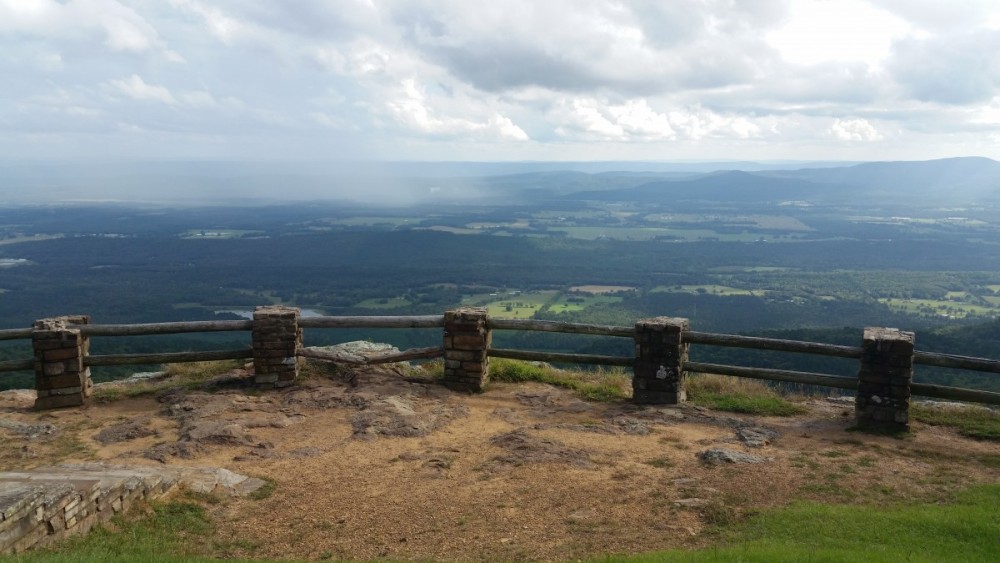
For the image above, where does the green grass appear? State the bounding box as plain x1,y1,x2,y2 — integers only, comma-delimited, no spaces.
16,487,1000,562
650,284,765,296
879,297,996,318
462,290,558,319
687,374,807,416
911,403,1000,441
11,501,220,562
489,358,630,401
92,360,243,402
598,485,1000,562
246,477,277,501
548,293,623,313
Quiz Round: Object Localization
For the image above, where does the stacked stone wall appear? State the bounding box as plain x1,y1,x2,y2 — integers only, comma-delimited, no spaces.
633,317,689,404
252,306,302,388
32,316,92,410
443,307,490,392
856,327,914,431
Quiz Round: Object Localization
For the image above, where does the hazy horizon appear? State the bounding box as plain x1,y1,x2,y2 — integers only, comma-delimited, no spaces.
2,155,998,206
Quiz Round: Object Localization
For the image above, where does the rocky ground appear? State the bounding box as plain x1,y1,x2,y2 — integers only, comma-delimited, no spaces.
1,363,998,561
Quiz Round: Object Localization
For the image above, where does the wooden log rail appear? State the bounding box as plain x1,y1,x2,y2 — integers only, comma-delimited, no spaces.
299,315,445,329
684,361,858,390
74,320,252,336
0,327,33,341
913,351,1000,374
685,331,863,359
488,348,634,367
85,349,254,367
1,311,999,408
488,318,633,337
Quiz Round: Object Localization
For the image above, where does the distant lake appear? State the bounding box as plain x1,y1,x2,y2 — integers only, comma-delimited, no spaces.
214,308,325,319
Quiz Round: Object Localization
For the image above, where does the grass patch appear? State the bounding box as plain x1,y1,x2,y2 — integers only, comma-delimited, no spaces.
600,484,1000,562
16,501,218,562
462,290,558,319
644,457,675,469
489,358,630,401
247,477,277,501
687,374,806,416
92,360,243,403
548,293,624,314
911,403,1000,441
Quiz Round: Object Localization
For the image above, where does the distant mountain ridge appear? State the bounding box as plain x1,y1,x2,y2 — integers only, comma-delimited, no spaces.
569,157,1000,205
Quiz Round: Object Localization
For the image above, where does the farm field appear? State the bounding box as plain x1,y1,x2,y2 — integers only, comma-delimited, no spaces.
651,284,766,297
548,293,624,313
462,290,559,319
879,298,998,318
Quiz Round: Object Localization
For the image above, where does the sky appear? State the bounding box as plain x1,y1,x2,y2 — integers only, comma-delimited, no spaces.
2,0,1000,163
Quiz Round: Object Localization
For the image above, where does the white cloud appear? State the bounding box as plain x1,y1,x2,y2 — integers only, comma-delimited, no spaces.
385,79,528,141
828,118,883,141
0,0,173,56
108,74,177,105
168,0,248,45
1,0,1000,160
767,0,913,67
552,98,762,142
178,90,217,108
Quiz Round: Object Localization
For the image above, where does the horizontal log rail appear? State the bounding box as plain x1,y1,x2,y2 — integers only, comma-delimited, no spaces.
299,315,445,329
366,346,444,365
913,351,1000,374
0,328,33,341
685,331,863,359
910,382,1000,406
488,318,634,338
298,347,365,365
0,359,34,373
488,348,634,367
685,361,858,390
84,349,254,367
2,310,999,408
76,320,252,337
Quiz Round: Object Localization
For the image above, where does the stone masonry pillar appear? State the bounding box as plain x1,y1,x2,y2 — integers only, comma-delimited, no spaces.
252,306,302,388
856,327,914,432
633,317,689,404
32,316,92,410
443,307,490,392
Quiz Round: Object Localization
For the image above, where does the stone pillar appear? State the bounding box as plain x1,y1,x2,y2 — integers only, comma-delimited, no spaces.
633,317,689,404
856,327,914,432
252,306,302,388
32,316,92,410
443,307,490,392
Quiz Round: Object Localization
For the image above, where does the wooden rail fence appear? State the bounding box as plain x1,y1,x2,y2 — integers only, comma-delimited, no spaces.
2,306,998,431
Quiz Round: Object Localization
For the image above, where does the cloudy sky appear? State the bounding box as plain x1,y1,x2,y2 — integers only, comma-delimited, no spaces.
3,0,1000,162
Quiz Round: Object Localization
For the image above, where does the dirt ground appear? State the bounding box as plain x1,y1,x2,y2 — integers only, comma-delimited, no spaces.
1,365,998,562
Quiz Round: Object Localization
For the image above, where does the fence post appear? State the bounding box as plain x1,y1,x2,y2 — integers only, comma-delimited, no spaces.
32,316,92,410
252,306,302,388
633,317,689,404
856,327,914,432
443,307,490,392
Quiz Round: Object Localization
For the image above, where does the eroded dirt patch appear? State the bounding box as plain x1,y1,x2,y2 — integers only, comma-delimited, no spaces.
1,369,998,561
